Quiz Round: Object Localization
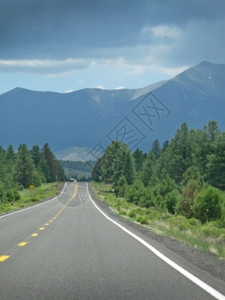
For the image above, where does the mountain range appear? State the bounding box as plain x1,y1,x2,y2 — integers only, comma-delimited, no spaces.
0,61,224,160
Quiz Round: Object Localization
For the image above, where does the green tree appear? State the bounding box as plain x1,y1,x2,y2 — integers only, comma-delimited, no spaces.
31,145,42,167
112,143,129,185
6,145,15,162
100,141,122,183
141,152,156,187
132,148,146,173
113,175,127,197
15,144,40,188
165,190,181,214
42,143,64,182
92,158,103,182
176,180,199,219
181,166,204,188
123,151,135,185
167,122,193,183
125,180,146,205
151,139,161,157
192,186,222,223
206,133,225,190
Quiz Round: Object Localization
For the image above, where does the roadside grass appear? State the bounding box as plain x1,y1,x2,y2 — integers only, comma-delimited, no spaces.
0,182,62,214
91,181,225,259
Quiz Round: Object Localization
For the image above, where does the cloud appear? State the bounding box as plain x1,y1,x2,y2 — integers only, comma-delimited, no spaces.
65,89,75,93
115,86,124,90
0,58,93,75
141,25,182,41
95,85,105,89
0,0,225,81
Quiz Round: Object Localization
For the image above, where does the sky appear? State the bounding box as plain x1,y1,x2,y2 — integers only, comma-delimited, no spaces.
0,0,225,95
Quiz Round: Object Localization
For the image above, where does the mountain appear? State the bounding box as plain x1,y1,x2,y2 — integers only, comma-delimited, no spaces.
0,61,224,159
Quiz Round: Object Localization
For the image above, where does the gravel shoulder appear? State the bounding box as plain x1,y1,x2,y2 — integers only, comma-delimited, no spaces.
88,183,225,283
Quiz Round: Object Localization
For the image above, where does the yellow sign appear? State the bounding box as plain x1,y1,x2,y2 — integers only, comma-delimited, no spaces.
29,184,35,189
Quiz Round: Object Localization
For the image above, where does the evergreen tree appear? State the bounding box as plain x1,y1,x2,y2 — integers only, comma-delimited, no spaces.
15,144,40,188
114,175,127,197
31,145,42,167
42,143,64,182
92,157,103,182
123,151,135,185
6,145,15,162
101,141,122,183
132,148,146,173
141,152,156,187
167,122,193,183
112,143,129,185
151,139,161,157
206,133,225,189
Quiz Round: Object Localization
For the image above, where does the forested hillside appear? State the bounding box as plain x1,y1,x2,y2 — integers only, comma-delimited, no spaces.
0,143,64,203
92,121,225,226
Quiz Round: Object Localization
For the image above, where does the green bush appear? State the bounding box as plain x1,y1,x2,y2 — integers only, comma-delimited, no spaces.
193,186,222,223
189,218,201,226
168,215,189,231
201,223,223,238
147,209,161,220
128,210,136,218
113,175,127,197
164,190,181,214
119,209,127,216
125,180,146,205
136,216,149,224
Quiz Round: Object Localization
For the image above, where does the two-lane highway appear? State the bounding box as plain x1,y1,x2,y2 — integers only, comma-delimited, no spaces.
0,182,224,299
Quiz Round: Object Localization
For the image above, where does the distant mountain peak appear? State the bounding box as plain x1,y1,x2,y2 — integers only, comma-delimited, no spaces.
1,61,224,153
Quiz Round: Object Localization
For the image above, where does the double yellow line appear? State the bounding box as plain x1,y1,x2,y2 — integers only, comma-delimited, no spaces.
0,183,78,263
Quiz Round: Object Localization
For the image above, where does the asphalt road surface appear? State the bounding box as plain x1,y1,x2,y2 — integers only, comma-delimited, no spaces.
0,182,224,300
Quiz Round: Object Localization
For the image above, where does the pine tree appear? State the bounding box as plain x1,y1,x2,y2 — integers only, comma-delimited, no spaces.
152,139,161,157
206,133,225,189
42,143,64,182
15,144,40,188
123,151,135,185
132,148,146,173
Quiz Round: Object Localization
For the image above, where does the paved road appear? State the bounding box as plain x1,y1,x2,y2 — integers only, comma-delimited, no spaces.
0,182,224,300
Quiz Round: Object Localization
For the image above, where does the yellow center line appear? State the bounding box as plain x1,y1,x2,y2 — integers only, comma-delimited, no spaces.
0,255,10,262
31,233,38,237
64,183,78,207
18,242,28,246
0,184,79,263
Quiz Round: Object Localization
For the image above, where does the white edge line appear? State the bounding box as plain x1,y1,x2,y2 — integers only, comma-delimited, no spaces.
87,187,225,300
0,182,67,220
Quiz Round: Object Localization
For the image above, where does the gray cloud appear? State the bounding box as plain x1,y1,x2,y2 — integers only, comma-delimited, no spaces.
0,0,224,72
0,58,93,74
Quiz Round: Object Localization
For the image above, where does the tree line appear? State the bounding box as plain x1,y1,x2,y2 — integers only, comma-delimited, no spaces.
0,143,64,203
92,121,225,226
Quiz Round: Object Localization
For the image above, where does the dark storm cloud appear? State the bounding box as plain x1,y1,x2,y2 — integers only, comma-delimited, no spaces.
0,0,224,75
0,0,224,59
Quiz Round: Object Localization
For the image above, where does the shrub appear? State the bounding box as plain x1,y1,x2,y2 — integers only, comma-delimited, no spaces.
164,189,181,214
125,180,146,205
113,175,127,197
192,186,222,223
119,210,127,216
168,215,189,231
128,210,136,218
189,218,201,226
201,224,222,238
136,216,149,224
